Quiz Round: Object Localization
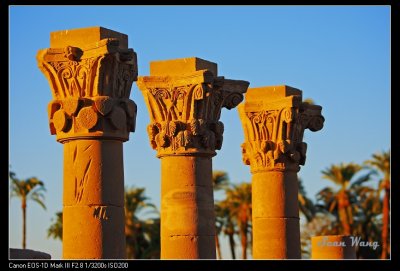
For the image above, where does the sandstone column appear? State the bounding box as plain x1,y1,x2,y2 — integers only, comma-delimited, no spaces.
312,235,356,259
37,27,138,259
238,85,324,259
137,58,249,259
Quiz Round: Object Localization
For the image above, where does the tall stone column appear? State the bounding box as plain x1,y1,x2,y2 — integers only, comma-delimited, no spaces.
36,27,138,259
238,85,324,259
137,58,249,259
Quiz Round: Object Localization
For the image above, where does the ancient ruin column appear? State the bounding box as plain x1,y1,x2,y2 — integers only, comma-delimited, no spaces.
238,85,324,259
137,58,249,259
36,27,138,259
311,235,356,259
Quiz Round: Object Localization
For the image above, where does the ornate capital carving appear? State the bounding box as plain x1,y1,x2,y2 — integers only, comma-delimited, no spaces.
239,86,324,173
137,58,249,157
37,27,138,142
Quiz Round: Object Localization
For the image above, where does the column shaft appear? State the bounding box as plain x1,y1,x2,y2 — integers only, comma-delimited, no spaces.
160,156,215,259
63,140,125,259
252,171,300,259
137,57,249,259
37,26,138,259
238,85,325,259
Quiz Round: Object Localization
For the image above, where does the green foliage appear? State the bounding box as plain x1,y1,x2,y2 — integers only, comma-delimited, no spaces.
212,171,230,191
47,212,62,241
313,160,387,258
47,187,160,258
45,149,390,259
10,172,46,210
124,186,159,259
10,171,46,249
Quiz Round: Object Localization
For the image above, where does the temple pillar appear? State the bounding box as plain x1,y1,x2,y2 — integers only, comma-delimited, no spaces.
37,26,138,259
238,85,324,259
137,57,249,259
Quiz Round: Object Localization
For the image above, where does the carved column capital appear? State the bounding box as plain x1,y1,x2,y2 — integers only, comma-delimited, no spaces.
239,85,324,173
36,27,138,143
137,57,249,158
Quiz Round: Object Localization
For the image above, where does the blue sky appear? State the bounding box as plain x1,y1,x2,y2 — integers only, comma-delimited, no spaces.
9,6,390,259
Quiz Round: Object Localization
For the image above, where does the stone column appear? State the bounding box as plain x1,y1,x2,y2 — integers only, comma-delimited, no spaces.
137,57,249,259
238,85,324,259
36,27,138,259
311,235,356,259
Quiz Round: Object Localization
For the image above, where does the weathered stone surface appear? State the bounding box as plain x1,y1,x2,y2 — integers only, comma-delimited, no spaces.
9,248,51,259
311,235,357,259
63,205,125,259
63,140,124,206
50,26,128,49
161,235,215,259
252,217,300,259
150,57,218,77
252,171,299,218
239,85,324,259
38,26,137,143
239,85,324,173
137,58,249,259
137,57,248,158
37,27,137,259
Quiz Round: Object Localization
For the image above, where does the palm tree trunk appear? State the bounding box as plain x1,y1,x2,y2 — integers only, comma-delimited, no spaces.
339,207,351,235
338,201,351,235
250,226,253,257
22,198,26,249
381,187,390,259
228,232,236,259
215,235,222,259
241,226,248,259
337,191,351,235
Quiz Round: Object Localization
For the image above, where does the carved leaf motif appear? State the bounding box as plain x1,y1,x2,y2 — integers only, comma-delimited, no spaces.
52,109,68,132
240,97,324,172
123,99,137,118
137,72,248,155
93,96,114,116
223,92,244,110
63,98,80,116
308,115,325,132
109,106,127,131
193,84,204,100
156,133,170,148
168,121,178,137
77,107,98,130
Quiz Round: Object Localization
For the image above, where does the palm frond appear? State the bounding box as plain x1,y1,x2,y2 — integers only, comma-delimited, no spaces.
351,172,374,188
30,194,46,210
212,171,230,191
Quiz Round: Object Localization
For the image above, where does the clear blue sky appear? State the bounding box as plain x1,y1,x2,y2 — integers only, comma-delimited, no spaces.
9,6,390,259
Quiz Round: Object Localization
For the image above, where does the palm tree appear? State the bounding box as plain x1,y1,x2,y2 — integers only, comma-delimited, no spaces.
225,182,252,259
47,211,62,241
298,178,318,258
124,186,158,259
317,163,371,235
212,170,230,259
215,199,237,259
140,218,161,259
212,171,230,190
46,187,160,258
298,178,316,223
352,183,382,258
365,150,390,259
9,172,46,249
